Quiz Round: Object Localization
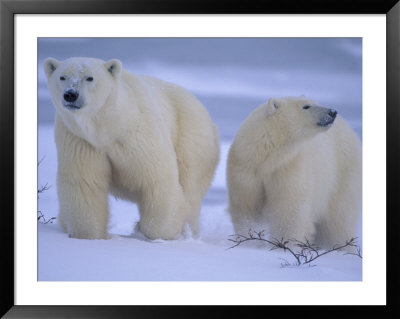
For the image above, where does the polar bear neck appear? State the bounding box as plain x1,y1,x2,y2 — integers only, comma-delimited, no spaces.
231,113,312,174
58,81,137,149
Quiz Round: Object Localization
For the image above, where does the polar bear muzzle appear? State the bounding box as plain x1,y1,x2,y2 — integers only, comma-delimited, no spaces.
63,88,82,110
316,108,337,127
64,88,79,102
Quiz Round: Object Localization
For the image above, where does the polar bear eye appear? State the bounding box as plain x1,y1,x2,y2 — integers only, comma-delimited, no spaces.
60,76,66,81
86,76,94,82
303,105,311,110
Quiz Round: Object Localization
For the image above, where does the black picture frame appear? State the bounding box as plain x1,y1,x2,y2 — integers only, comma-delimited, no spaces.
1,0,398,317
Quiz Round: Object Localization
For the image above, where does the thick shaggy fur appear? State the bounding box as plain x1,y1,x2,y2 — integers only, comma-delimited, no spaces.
44,57,219,240
227,96,361,248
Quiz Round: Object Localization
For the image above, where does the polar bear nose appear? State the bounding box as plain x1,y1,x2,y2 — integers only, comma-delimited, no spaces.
64,89,79,103
328,109,337,118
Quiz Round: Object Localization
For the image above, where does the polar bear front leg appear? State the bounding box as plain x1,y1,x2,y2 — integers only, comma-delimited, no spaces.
138,189,187,240
137,163,187,240
264,191,316,244
227,168,266,235
55,119,111,239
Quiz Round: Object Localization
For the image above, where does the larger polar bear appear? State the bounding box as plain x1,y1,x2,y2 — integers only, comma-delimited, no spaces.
227,96,361,248
44,57,219,240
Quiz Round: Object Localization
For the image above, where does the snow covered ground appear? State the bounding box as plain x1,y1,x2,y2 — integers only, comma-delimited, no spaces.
37,38,362,282
38,125,362,281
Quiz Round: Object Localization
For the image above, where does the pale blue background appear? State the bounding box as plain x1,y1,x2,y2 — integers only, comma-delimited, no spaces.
38,38,362,141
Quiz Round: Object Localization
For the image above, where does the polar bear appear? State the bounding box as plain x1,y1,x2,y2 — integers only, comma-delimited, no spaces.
227,96,361,248
43,57,219,240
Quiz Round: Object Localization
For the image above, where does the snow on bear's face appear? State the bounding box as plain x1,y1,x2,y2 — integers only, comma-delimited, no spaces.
264,96,338,142
44,57,122,115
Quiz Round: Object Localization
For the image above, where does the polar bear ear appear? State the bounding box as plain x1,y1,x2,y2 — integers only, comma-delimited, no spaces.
105,59,122,78
43,58,60,79
266,98,278,116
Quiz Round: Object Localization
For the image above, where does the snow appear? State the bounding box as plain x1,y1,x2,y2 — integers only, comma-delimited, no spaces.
38,125,362,282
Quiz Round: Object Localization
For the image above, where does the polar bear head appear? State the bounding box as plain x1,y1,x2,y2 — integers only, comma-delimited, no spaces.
263,96,338,142
43,57,122,115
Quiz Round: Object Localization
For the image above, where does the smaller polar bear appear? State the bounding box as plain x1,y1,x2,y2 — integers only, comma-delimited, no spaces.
44,57,219,240
227,96,361,248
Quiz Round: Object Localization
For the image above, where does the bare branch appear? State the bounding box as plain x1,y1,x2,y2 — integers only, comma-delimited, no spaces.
38,156,46,167
38,182,51,195
37,158,56,224
228,230,362,267
37,210,56,224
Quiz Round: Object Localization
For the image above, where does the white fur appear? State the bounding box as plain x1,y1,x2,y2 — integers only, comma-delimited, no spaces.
227,96,361,248
44,57,220,240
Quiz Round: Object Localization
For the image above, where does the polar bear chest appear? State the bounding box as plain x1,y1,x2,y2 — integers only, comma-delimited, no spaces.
104,140,146,200
261,140,337,219
61,111,122,150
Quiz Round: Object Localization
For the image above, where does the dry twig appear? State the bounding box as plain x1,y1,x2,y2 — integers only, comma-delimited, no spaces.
38,182,51,197
228,229,362,267
37,158,55,223
37,210,56,224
